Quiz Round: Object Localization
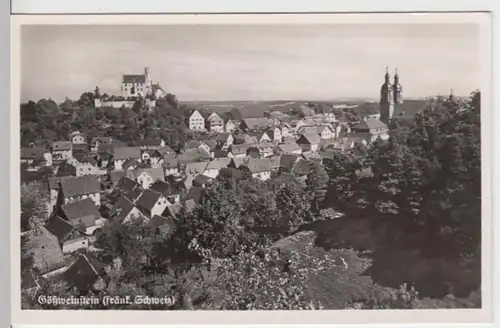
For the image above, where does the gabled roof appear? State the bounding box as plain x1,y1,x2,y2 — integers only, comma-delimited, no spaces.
241,118,273,130
123,74,146,83
91,136,112,144
150,215,177,234
109,171,128,185
184,187,204,204
113,147,141,160
234,134,258,145
52,141,72,151
21,147,49,160
74,154,98,166
297,133,321,145
48,175,100,197
150,180,181,197
109,195,136,220
193,174,211,186
184,140,201,150
205,157,231,170
23,227,65,274
154,146,175,157
45,216,77,243
207,112,223,123
229,156,251,169
270,155,282,169
352,118,387,131
277,143,302,153
230,143,252,156
241,158,273,174
302,151,322,163
279,154,300,172
161,199,196,219
184,161,209,176
98,143,115,155
163,157,179,169
136,189,164,211
60,198,101,228
64,253,106,291
122,158,140,171
215,133,231,141
213,149,229,158
200,140,218,151
292,158,313,176
126,167,165,182
136,139,164,147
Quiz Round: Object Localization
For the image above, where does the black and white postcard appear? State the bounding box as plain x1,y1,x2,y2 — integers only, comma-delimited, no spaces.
10,13,492,325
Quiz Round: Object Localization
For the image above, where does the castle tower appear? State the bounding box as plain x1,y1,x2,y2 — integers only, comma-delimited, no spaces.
393,68,403,104
380,65,394,124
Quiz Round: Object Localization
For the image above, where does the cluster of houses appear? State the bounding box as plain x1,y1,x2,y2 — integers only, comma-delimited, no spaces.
20,104,391,297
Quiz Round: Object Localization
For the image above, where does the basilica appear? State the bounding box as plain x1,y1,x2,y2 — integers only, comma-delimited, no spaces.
379,66,403,124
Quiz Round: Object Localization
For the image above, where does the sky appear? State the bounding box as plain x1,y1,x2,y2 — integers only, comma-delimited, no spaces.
21,23,479,103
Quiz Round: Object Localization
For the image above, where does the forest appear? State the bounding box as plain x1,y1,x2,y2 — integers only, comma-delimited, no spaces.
20,90,482,310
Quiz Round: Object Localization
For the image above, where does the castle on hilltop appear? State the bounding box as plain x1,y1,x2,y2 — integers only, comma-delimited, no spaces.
379,66,403,124
94,66,166,110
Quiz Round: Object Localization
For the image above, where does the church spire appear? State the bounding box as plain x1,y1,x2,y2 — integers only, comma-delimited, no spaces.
385,65,390,82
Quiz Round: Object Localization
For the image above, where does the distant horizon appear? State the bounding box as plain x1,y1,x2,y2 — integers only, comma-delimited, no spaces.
21,24,479,103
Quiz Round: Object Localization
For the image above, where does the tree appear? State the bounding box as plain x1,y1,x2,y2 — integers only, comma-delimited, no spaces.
272,177,313,232
306,162,329,214
20,182,49,231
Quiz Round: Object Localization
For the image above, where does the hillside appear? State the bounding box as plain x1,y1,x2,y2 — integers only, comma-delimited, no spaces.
181,99,429,119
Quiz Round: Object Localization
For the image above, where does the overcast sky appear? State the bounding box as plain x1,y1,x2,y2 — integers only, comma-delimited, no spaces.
21,24,479,102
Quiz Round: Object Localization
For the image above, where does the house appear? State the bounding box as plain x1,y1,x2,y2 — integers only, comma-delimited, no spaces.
192,174,212,188
108,175,143,200
150,215,177,236
59,198,104,235
350,118,390,142
317,125,335,140
258,131,272,143
214,149,230,159
21,147,52,168
161,199,197,220
228,156,251,169
147,146,175,168
199,140,218,158
203,157,231,179
64,253,107,292
126,167,165,190
21,270,41,298
224,119,236,133
292,158,314,178
215,133,234,150
90,137,113,153
279,123,291,138
122,158,140,171
22,227,66,278
256,143,275,158
240,118,273,131
184,161,209,177
177,149,202,165
270,155,282,172
68,131,87,144
113,147,141,171
302,151,322,164
135,189,170,219
45,216,91,254
188,109,206,131
239,158,273,181
109,195,145,223
233,134,259,145
206,112,224,132
55,162,77,177
72,154,100,176
276,143,302,156
279,154,301,174
296,133,321,152
149,180,181,204
264,127,282,143
163,157,180,177
136,138,166,150
229,144,252,158
51,141,73,162
184,186,204,204
48,175,101,212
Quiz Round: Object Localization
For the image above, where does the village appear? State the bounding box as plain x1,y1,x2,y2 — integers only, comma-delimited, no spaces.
19,59,483,311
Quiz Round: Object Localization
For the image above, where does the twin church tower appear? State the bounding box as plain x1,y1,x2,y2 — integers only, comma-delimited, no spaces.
379,66,403,124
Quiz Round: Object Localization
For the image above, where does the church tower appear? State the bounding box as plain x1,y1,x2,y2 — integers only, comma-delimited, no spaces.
393,68,403,104
380,65,394,124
